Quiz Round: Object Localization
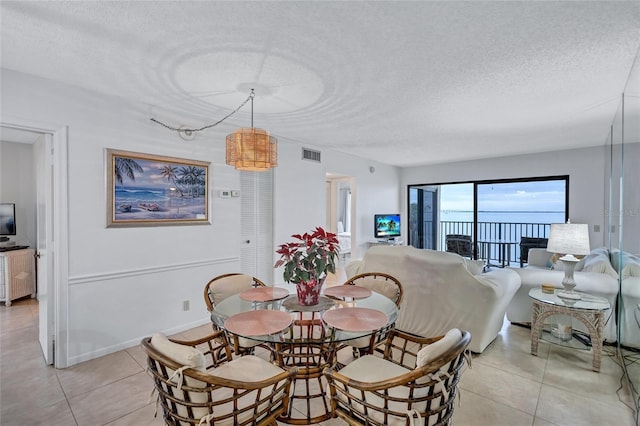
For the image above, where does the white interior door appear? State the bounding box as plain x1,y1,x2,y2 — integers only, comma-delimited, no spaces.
240,170,274,282
34,134,54,364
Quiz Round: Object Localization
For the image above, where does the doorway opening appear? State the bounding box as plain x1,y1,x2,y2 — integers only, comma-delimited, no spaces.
0,123,69,367
326,174,355,263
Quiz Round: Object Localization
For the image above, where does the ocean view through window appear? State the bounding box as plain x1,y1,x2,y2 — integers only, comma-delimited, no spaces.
409,176,568,266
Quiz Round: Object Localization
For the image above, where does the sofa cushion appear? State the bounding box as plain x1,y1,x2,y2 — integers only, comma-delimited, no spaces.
463,258,485,275
611,250,640,277
549,252,564,270
623,259,640,277
577,249,618,278
526,248,552,268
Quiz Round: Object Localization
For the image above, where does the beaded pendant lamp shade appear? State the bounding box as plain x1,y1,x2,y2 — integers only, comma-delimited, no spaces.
225,128,277,171
151,89,277,172
225,89,277,171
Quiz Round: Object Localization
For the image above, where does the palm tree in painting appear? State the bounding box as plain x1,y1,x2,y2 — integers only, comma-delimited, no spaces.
159,164,178,184
176,166,205,197
191,167,206,196
114,157,144,185
159,164,184,196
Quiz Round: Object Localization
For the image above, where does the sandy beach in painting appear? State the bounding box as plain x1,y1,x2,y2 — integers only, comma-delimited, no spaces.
114,194,206,221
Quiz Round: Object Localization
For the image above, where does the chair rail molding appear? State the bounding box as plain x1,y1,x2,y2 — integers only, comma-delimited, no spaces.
68,256,238,286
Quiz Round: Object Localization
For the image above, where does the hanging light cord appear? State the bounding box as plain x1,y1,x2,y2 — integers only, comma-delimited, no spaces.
150,89,255,136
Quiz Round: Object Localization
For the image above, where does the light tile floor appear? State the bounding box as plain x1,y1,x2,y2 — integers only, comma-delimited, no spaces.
1,295,638,425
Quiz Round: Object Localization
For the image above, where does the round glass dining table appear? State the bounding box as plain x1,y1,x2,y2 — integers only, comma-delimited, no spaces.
210,285,399,424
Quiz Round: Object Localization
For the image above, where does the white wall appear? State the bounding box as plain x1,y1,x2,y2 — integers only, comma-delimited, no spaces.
401,146,608,247
1,69,400,365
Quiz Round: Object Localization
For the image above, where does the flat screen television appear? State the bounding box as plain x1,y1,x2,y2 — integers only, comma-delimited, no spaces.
0,203,16,238
374,214,401,239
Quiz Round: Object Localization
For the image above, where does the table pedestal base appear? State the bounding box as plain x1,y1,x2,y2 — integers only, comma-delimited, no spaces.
531,300,605,372
274,313,337,425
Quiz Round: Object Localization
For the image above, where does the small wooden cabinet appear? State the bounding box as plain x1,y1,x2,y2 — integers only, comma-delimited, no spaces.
0,248,36,306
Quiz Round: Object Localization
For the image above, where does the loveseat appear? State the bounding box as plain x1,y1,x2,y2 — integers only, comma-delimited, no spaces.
346,245,520,353
612,250,640,349
506,247,619,342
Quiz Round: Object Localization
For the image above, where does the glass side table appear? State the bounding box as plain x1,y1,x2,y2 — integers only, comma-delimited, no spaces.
529,288,610,372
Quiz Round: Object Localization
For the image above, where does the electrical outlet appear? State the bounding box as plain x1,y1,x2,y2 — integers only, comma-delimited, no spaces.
183,300,190,311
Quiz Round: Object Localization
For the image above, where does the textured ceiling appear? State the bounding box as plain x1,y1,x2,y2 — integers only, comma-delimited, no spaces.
1,1,639,166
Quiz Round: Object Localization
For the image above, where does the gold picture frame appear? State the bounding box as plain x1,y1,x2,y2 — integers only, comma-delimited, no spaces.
106,149,210,228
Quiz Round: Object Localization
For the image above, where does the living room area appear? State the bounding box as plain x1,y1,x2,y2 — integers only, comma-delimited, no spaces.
1,2,639,425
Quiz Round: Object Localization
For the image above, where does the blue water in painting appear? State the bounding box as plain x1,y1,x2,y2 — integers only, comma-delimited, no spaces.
115,186,169,202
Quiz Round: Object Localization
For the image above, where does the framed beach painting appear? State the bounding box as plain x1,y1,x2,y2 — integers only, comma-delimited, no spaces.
106,149,210,227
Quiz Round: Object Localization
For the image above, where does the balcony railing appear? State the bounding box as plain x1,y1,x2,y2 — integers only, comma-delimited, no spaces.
436,221,551,266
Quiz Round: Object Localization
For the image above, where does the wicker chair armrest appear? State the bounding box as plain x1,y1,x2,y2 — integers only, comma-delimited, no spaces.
324,364,431,391
388,328,442,345
169,329,227,347
188,366,297,390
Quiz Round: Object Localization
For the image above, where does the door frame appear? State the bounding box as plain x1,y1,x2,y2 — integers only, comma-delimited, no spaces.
1,117,69,368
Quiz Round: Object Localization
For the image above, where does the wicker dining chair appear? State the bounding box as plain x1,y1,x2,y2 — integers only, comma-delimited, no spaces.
340,272,403,357
203,273,267,311
324,328,471,426
142,330,295,426
343,272,404,308
204,273,267,356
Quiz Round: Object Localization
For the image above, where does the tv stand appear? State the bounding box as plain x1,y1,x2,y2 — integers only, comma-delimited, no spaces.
368,239,403,249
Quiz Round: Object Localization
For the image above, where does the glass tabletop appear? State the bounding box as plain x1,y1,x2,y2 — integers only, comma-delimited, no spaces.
212,286,398,344
528,287,610,311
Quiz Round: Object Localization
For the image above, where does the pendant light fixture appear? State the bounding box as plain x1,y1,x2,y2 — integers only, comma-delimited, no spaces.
150,89,277,172
225,89,278,171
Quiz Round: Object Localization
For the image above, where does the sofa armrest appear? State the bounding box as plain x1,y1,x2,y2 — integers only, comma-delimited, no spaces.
527,248,551,268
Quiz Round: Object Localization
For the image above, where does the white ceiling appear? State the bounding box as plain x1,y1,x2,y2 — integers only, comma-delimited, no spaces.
1,1,639,166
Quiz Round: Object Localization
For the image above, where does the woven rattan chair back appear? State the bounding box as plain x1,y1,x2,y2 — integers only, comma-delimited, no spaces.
203,273,266,312
343,272,403,308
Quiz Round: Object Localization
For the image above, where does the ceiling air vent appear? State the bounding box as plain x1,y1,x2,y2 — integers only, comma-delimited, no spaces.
302,148,321,163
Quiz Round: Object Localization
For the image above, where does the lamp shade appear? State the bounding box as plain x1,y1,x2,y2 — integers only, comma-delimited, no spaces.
546,223,590,255
225,128,277,171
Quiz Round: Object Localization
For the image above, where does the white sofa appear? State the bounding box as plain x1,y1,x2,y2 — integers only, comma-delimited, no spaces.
612,250,640,349
506,248,619,342
346,245,521,353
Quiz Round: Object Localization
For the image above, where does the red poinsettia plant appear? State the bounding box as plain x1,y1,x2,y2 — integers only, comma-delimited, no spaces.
274,226,340,285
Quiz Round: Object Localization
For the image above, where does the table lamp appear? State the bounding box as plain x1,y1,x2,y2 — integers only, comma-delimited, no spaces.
546,222,590,300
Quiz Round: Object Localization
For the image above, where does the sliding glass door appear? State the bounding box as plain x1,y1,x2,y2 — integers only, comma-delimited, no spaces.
408,186,438,249
408,176,568,267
